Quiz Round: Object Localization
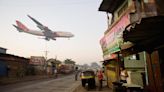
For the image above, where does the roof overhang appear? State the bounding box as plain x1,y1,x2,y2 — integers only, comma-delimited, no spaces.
121,42,134,50
102,58,116,65
123,16,164,52
98,0,125,13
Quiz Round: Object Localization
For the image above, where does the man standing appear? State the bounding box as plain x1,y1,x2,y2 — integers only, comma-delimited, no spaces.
97,69,103,90
75,67,78,81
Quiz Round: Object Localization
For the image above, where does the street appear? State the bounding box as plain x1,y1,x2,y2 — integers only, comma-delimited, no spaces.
0,74,79,92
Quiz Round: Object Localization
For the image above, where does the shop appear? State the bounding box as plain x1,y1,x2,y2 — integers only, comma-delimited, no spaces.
100,12,131,88
99,0,164,91
0,53,29,78
123,16,164,92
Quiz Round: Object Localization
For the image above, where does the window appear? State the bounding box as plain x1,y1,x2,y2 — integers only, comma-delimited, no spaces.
128,54,140,60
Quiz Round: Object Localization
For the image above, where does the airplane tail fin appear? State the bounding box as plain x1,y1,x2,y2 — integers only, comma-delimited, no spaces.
16,20,29,31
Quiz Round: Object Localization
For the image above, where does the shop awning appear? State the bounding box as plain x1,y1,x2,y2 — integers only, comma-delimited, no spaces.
120,42,134,50
103,53,117,60
123,16,164,52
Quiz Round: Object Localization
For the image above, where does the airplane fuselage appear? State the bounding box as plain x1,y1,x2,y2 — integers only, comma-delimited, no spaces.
24,29,44,36
13,15,74,41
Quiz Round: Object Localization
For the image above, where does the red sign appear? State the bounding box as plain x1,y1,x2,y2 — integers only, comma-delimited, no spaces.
30,56,45,65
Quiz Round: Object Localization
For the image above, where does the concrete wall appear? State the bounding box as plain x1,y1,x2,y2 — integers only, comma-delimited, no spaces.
124,52,145,69
0,47,6,54
124,52,146,87
127,71,144,86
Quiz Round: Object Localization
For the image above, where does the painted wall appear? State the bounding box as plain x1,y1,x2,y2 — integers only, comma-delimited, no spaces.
104,60,118,88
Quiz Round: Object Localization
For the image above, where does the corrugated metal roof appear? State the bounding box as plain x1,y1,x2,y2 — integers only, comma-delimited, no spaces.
0,53,29,60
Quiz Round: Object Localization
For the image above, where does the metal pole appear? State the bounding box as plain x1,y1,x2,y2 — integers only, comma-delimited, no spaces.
143,51,149,85
44,41,49,74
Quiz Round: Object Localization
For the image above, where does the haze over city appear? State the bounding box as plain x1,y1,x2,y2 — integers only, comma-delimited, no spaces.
0,0,107,65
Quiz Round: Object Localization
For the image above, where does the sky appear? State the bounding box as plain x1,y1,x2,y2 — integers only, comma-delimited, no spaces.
0,0,107,65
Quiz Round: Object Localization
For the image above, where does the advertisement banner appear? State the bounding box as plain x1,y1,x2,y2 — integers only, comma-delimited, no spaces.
102,14,130,59
30,56,45,66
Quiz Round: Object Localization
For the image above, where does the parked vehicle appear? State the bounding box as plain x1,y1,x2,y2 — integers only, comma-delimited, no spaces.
80,70,96,90
58,64,74,74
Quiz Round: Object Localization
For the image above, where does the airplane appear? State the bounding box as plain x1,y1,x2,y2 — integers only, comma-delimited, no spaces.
13,15,74,41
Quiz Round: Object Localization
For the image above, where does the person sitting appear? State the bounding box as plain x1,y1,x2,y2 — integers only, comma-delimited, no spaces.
120,66,128,83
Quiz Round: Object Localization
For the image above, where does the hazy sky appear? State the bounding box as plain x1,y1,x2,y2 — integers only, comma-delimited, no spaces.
0,0,107,65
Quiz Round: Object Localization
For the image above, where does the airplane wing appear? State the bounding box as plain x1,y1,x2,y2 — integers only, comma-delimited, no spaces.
12,24,24,32
27,15,51,31
27,15,43,26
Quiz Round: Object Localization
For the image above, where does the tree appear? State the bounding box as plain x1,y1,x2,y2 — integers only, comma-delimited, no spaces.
64,59,75,65
47,58,62,65
82,64,89,70
90,62,100,69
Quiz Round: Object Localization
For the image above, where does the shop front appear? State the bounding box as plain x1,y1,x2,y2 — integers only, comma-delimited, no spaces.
123,16,164,92
99,0,164,91
100,13,130,88
103,59,118,88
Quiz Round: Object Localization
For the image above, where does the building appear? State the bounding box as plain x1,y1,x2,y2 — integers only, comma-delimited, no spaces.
99,0,164,92
0,47,7,54
0,53,29,78
30,56,46,75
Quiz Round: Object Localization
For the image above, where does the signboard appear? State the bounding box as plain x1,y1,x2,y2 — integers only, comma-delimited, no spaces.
30,56,45,65
102,14,130,59
103,53,117,60
100,36,107,52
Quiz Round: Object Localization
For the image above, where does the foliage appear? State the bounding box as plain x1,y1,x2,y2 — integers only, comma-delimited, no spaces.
64,59,75,65
47,58,62,64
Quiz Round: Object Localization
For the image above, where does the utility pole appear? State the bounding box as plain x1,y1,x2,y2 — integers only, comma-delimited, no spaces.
44,41,49,74
45,50,49,60
44,50,49,75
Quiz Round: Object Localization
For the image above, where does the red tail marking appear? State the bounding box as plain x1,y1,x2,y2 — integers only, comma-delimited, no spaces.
16,20,29,31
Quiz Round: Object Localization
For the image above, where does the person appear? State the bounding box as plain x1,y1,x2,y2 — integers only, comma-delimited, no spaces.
97,69,103,90
51,62,55,75
54,68,58,78
6,65,10,77
75,67,79,81
80,71,86,87
120,66,128,83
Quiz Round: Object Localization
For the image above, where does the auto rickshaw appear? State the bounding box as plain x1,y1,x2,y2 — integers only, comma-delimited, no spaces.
80,70,96,90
